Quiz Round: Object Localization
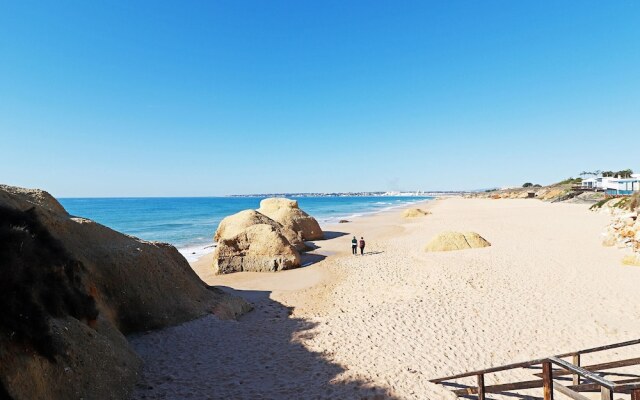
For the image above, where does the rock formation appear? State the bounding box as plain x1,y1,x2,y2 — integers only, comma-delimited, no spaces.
0,184,251,399
257,198,324,240
214,209,306,251
402,208,431,218
425,231,491,252
600,208,640,266
214,224,301,274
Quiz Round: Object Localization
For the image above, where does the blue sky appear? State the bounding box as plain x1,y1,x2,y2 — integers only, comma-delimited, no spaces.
1,1,639,196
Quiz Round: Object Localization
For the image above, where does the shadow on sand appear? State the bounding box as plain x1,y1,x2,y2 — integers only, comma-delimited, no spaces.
131,287,399,399
300,252,327,267
322,231,349,240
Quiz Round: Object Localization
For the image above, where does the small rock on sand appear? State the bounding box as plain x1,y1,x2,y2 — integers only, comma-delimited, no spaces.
622,254,640,266
403,208,431,218
425,231,491,252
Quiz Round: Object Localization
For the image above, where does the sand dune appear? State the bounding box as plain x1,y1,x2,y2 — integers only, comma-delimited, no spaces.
131,198,640,399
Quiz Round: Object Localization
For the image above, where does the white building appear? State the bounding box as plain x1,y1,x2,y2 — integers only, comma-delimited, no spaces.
581,174,640,195
580,177,599,189
604,174,640,195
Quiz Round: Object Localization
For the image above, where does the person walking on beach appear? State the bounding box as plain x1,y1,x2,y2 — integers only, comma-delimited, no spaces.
351,236,358,255
359,236,366,255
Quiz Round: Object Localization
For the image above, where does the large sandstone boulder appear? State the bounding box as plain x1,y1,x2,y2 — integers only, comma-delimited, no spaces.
425,231,491,252
214,209,306,251
402,208,431,218
0,185,251,400
214,224,301,274
258,198,324,240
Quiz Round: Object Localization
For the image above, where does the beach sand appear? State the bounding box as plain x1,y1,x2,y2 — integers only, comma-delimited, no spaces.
130,198,640,399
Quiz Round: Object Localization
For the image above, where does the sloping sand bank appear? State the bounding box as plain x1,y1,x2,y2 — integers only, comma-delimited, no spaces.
131,198,640,399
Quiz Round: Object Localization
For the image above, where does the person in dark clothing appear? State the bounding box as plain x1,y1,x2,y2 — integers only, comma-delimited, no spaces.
351,236,358,255
359,237,365,255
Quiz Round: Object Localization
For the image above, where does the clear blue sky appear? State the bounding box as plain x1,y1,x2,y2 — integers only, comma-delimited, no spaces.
1,1,639,197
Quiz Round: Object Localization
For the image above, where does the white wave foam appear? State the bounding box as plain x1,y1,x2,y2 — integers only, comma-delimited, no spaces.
178,243,216,262
319,199,432,226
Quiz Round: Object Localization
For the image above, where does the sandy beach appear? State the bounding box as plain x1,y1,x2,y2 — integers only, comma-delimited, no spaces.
130,198,640,399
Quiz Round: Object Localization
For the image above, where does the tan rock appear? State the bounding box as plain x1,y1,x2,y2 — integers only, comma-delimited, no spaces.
622,254,640,266
402,208,431,218
0,184,67,214
214,224,301,274
539,189,566,201
258,198,323,240
0,185,251,400
425,231,491,252
621,228,636,238
602,234,617,247
214,209,306,251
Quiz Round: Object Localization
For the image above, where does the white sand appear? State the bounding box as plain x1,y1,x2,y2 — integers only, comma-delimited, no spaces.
130,198,640,399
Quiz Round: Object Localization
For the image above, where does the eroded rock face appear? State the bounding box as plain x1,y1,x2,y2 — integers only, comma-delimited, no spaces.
214,209,306,251
214,224,301,274
258,198,324,240
425,231,491,252
0,185,251,399
402,208,431,218
600,210,640,266
0,184,67,214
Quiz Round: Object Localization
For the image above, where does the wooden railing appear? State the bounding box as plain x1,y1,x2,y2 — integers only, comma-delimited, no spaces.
430,339,640,399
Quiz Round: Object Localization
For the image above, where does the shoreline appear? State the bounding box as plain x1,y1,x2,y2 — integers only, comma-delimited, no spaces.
135,197,640,399
185,197,438,268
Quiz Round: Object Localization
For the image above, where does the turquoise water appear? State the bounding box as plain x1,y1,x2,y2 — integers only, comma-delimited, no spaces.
58,196,432,260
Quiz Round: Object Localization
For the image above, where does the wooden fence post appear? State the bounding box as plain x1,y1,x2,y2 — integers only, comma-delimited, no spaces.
477,374,485,400
542,361,554,400
600,387,613,400
572,354,581,385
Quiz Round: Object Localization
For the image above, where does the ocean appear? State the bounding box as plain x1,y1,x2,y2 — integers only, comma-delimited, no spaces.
58,196,433,261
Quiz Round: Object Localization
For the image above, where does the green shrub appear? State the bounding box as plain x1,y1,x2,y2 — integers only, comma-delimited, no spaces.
590,198,612,210
630,192,639,211
558,177,582,185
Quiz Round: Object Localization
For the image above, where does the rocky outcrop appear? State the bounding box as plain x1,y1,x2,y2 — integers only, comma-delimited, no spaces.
258,198,324,240
214,209,306,251
425,231,491,252
0,184,68,214
403,208,431,218
0,185,251,400
602,212,639,249
214,224,301,274
211,198,324,275
601,210,640,266
466,184,608,204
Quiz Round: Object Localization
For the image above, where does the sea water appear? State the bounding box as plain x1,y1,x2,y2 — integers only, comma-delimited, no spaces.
58,196,432,261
